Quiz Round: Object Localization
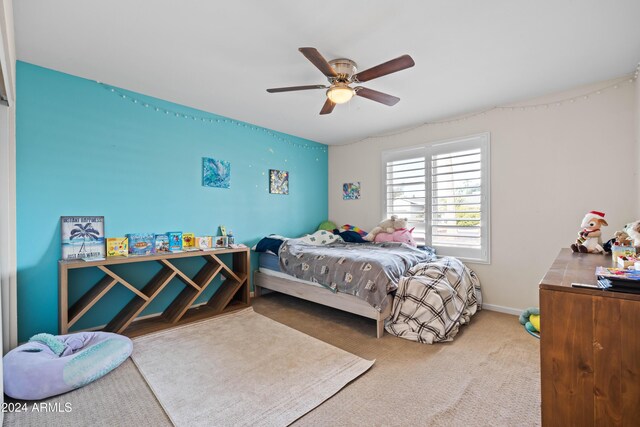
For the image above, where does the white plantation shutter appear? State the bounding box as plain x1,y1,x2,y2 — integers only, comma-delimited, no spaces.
384,150,427,244
382,133,490,263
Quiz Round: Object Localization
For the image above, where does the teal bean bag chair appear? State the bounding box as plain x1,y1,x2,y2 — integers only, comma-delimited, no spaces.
3,332,132,400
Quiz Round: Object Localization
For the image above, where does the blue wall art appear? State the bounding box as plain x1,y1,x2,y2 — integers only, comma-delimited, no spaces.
202,157,231,188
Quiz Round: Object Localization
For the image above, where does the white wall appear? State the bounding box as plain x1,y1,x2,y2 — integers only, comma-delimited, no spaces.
0,0,16,420
636,71,640,216
329,77,637,312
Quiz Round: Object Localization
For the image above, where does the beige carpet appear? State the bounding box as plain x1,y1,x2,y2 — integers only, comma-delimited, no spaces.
131,307,374,427
4,293,541,426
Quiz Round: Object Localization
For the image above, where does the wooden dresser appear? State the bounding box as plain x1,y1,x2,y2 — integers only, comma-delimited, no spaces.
540,248,640,426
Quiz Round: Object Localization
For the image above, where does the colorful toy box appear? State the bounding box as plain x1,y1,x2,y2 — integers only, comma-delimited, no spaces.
106,237,128,257
126,233,155,256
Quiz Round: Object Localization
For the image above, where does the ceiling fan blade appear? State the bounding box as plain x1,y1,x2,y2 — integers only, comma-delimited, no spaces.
353,55,415,82
266,85,327,93
355,87,400,106
299,47,338,78
319,98,336,115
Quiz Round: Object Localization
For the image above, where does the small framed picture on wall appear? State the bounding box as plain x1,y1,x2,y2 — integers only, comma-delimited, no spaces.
269,169,289,195
343,182,361,200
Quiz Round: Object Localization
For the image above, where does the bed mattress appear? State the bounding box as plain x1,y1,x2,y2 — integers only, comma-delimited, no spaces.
258,253,325,288
258,252,281,272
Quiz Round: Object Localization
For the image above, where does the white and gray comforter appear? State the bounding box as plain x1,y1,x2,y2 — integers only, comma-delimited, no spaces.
386,257,482,343
278,240,434,312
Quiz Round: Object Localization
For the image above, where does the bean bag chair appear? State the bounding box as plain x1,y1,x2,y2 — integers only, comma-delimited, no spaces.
3,331,132,400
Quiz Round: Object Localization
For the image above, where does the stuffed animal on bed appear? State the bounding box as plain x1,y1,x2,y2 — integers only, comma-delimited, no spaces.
363,215,408,241
374,228,417,247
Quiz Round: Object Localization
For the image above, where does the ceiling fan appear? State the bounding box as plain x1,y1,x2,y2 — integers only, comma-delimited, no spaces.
266,47,415,115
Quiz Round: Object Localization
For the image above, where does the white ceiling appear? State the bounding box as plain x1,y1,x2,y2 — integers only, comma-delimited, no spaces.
13,1,640,145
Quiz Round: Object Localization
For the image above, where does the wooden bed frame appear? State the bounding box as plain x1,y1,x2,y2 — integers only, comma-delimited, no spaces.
254,270,392,338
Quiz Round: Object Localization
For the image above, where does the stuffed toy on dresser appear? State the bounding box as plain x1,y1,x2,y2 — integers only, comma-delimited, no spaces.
571,211,608,253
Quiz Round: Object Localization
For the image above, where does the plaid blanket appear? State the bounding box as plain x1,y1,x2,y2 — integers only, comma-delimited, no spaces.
385,257,482,344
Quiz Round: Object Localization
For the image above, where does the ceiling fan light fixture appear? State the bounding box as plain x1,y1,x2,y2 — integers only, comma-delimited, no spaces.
326,85,355,104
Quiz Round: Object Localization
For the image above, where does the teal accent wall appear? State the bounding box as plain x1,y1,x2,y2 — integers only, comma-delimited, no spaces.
16,62,328,341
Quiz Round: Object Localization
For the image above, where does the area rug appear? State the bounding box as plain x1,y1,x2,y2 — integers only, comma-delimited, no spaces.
130,307,374,426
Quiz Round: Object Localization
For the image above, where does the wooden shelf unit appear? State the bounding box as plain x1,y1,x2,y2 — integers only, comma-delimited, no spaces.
59,248,250,338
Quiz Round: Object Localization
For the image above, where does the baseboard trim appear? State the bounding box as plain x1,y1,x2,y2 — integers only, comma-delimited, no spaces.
482,303,522,316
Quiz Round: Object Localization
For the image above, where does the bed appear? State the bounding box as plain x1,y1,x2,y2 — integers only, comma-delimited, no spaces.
254,236,434,338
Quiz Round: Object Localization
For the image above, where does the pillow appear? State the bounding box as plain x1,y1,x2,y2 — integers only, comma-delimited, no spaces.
333,230,367,243
255,237,285,254
295,230,343,245
341,224,367,237
317,221,337,231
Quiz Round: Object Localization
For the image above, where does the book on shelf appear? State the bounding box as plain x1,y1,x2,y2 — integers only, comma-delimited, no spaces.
167,231,183,252
196,236,212,250
106,237,128,257
182,233,196,250
126,233,155,256
154,234,170,253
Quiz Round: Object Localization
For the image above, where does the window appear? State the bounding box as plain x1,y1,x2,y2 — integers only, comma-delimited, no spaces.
382,133,490,263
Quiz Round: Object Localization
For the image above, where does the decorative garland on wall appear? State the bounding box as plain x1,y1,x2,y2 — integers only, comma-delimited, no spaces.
98,82,328,153
98,62,640,149
361,65,640,140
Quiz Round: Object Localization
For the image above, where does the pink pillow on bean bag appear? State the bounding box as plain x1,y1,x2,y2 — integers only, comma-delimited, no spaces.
374,228,417,247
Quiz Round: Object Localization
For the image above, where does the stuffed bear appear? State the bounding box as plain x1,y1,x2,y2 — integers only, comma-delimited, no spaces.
363,215,408,241
603,230,634,253
624,220,640,250
614,230,633,246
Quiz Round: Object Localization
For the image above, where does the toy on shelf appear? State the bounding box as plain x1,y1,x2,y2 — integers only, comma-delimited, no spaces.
570,211,608,254
363,215,408,242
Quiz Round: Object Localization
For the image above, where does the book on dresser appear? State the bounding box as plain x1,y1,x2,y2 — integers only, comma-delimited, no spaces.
595,266,640,293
